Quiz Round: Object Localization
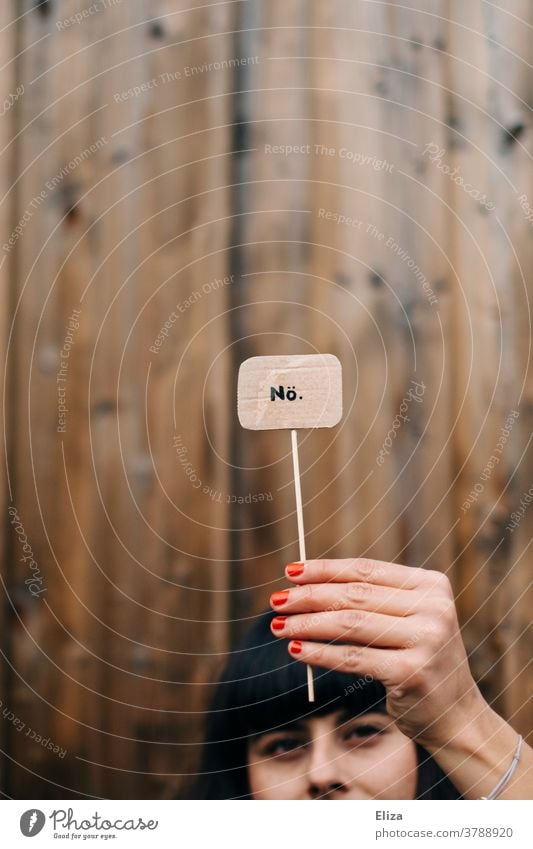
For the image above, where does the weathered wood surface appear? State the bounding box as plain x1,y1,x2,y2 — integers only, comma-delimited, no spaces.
233,0,532,744
2,0,234,798
0,0,531,799
0,0,16,798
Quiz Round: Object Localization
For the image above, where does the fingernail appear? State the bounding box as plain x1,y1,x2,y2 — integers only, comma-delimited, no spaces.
289,640,303,655
271,616,287,631
287,562,305,577
271,590,290,607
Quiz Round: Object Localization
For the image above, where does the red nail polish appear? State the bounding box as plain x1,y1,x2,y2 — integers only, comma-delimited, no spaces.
287,562,305,577
271,616,287,631
289,640,303,655
271,590,290,606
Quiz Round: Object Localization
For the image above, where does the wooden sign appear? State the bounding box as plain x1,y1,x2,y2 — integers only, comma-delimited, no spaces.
237,353,342,431
237,353,343,702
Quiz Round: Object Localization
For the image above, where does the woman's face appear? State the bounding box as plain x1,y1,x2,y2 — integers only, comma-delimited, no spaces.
247,709,418,800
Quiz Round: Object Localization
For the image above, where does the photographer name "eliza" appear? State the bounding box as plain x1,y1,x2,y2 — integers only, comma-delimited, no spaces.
376,811,404,820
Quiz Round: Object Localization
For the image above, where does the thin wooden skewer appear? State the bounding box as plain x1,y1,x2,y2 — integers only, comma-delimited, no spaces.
290,429,315,702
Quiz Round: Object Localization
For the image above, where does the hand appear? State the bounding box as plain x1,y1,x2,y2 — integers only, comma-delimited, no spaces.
269,558,484,749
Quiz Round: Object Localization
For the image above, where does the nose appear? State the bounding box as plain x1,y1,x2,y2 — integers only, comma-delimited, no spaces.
307,741,346,799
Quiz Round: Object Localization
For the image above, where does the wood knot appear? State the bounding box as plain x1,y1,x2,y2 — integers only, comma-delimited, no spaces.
34,0,51,16
433,37,447,51
91,399,117,417
111,149,130,164
64,203,80,225
334,272,351,287
369,271,384,288
502,122,526,150
149,20,165,39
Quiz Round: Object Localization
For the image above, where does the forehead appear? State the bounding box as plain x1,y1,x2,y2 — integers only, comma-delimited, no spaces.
254,709,388,737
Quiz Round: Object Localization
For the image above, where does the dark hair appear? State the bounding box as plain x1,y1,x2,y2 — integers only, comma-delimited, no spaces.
191,611,460,799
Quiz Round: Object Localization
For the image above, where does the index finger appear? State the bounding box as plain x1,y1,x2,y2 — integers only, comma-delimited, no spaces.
285,558,434,590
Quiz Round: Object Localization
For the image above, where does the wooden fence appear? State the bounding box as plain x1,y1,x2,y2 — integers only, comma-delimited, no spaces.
1,0,532,798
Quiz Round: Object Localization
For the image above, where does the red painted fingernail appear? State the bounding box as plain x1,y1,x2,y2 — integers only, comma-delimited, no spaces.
271,590,290,606
289,640,303,655
271,616,287,631
287,562,305,577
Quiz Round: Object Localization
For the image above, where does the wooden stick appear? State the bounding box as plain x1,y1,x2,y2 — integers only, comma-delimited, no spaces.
290,429,315,702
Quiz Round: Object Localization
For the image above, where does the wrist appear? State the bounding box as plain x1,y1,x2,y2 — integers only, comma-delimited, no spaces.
413,680,486,752
419,693,519,799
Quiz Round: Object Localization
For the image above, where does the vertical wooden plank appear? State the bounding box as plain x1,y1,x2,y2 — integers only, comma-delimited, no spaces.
473,0,533,737
0,0,17,796
377,1,455,574
7,0,115,798
306,0,404,564
8,0,69,797
229,0,315,627
446,0,532,731
85,0,233,796
306,0,455,573
446,2,504,698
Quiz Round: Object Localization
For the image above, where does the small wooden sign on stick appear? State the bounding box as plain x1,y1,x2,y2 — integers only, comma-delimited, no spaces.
237,354,343,701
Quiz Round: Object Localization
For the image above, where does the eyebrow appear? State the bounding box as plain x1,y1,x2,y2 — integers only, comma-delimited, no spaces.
251,709,389,740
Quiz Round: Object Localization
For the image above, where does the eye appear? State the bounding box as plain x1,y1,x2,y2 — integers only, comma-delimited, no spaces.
343,723,384,743
261,737,306,758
